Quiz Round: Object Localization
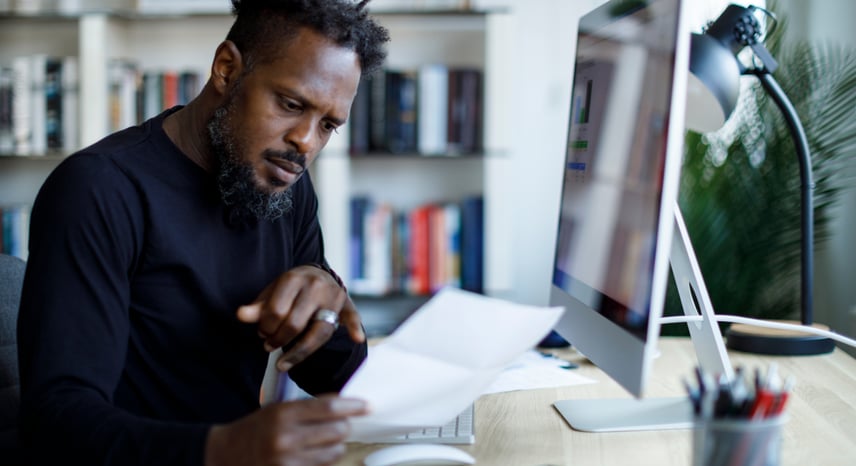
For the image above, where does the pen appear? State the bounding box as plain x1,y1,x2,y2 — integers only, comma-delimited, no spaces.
683,376,701,415
768,375,795,417
748,386,776,420
729,367,751,418
713,374,734,418
686,364,795,421
749,363,784,420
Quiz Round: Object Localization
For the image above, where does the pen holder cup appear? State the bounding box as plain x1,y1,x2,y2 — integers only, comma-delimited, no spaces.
692,415,787,466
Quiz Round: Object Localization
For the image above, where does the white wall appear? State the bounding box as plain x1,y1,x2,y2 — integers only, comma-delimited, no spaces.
472,0,600,306
778,0,856,348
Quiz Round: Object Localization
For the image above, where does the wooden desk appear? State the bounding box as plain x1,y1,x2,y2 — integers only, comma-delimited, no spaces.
338,337,856,465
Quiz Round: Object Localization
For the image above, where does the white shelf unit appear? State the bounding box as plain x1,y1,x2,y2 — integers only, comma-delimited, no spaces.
0,9,515,298
0,11,231,205
0,14,80,204
314,10,514,298
78,12,232,147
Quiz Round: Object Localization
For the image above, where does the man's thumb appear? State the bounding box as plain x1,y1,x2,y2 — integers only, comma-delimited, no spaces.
237,302,263,323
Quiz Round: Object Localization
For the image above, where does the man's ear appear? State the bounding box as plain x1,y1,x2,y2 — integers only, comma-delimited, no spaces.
210,40,244,94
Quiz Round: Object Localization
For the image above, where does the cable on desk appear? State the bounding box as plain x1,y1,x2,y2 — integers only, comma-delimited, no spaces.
658,314,856,349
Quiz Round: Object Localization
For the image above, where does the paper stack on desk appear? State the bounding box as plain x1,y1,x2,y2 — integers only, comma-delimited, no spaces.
341,287,565,442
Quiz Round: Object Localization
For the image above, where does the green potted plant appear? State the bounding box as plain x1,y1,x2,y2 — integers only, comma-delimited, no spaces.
663,1,856,331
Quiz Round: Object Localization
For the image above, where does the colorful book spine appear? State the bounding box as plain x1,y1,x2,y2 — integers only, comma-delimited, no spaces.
61,56,79,152
460,196,484,293
417,64,449,155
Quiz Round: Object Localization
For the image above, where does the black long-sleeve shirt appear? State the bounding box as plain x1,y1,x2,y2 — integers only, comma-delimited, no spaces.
16,108,366,465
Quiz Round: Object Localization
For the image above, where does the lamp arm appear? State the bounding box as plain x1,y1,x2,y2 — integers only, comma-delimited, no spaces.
749,70,814,326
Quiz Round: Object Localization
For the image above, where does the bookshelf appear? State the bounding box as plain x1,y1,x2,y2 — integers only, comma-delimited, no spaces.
314,10,513,301
0,7,515,302
0,9,231,257
0,14,79,207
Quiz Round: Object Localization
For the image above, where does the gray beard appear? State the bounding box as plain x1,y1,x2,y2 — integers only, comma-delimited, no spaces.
207,106,294,224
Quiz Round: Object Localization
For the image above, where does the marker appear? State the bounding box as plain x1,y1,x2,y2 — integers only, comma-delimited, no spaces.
683,376,701,415
768,375,795,417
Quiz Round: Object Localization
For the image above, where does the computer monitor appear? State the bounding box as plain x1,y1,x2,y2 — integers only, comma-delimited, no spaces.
549,0,733,432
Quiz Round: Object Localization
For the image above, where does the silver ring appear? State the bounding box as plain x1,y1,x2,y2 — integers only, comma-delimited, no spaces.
313,309,339,330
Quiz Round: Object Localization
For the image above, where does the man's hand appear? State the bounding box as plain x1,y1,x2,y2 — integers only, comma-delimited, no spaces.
236,265,365,371
205,395,369,466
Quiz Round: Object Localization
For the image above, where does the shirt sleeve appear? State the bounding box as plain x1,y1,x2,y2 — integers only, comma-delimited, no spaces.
17,154,208,466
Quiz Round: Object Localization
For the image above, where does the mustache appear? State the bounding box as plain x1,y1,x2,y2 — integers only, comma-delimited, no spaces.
263,148,307,173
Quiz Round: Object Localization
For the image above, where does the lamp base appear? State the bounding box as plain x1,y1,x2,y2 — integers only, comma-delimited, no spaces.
725,320,835,355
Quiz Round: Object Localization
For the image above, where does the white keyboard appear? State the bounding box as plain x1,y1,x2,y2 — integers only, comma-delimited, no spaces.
378,403,475,445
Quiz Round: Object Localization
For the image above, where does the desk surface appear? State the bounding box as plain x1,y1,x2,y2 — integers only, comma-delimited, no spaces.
338,337,856,466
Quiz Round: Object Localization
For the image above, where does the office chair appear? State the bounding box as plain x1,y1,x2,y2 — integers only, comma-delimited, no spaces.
0,253,26,462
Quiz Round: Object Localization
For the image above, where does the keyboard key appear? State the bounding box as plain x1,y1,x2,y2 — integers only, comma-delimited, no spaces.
375,403,476,445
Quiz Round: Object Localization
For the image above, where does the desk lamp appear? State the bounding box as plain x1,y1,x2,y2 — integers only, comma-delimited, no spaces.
685,4,834,355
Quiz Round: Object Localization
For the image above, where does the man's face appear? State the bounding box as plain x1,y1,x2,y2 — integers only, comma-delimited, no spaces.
207,27,361,222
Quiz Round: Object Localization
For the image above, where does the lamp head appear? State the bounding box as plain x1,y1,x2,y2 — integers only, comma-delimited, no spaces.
686,4,777,133
687,33,741,133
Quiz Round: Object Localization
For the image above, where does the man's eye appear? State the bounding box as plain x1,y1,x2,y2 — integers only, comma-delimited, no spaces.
280,98,301,112
323,122,340,134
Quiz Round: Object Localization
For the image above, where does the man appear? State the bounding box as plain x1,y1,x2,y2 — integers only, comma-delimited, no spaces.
16,0,389,464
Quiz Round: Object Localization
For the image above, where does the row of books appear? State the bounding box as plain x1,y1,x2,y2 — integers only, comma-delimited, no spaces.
0,54,78,156
349,195,483,297
0,54,201,156
349,66,483,156
108,59,202,133
1,204,29,260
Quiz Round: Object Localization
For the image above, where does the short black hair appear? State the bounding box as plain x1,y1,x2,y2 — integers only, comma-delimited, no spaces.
227,0,389,75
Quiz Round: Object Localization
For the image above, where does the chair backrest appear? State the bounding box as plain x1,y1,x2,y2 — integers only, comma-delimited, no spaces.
0,253,26,460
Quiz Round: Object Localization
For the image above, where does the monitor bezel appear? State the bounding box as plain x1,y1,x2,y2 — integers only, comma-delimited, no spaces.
548,0,692,398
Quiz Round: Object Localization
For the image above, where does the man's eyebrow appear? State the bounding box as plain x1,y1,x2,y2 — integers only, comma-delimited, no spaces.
286,91,348,126
327,115,347,126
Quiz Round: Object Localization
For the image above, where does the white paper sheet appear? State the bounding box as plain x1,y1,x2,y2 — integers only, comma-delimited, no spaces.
481,350,596,395
341,287,566,441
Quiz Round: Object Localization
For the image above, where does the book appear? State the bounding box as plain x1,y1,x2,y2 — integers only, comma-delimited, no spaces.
44,56,64,151
29,54,48,155
61,56,79,153
385,69,418,154
351,201,394,296
161,70,179,109
407,204,433,295
142,71,162,120
108,59,140,132
391,210,410,292
348,75,372,155
428,203,446,292
367,202,395,295
459,196,484,293
349,196,371,287
417,64,449,155
443,202,462,289
11,56,32,155
447,68,483,155
368,69,387,152
0,66,13,153
177,70,200,105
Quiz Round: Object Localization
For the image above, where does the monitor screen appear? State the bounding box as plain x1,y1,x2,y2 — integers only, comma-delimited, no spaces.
550,0,691,402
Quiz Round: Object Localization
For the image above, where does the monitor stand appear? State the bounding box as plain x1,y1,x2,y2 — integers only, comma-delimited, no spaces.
553,204,734,432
